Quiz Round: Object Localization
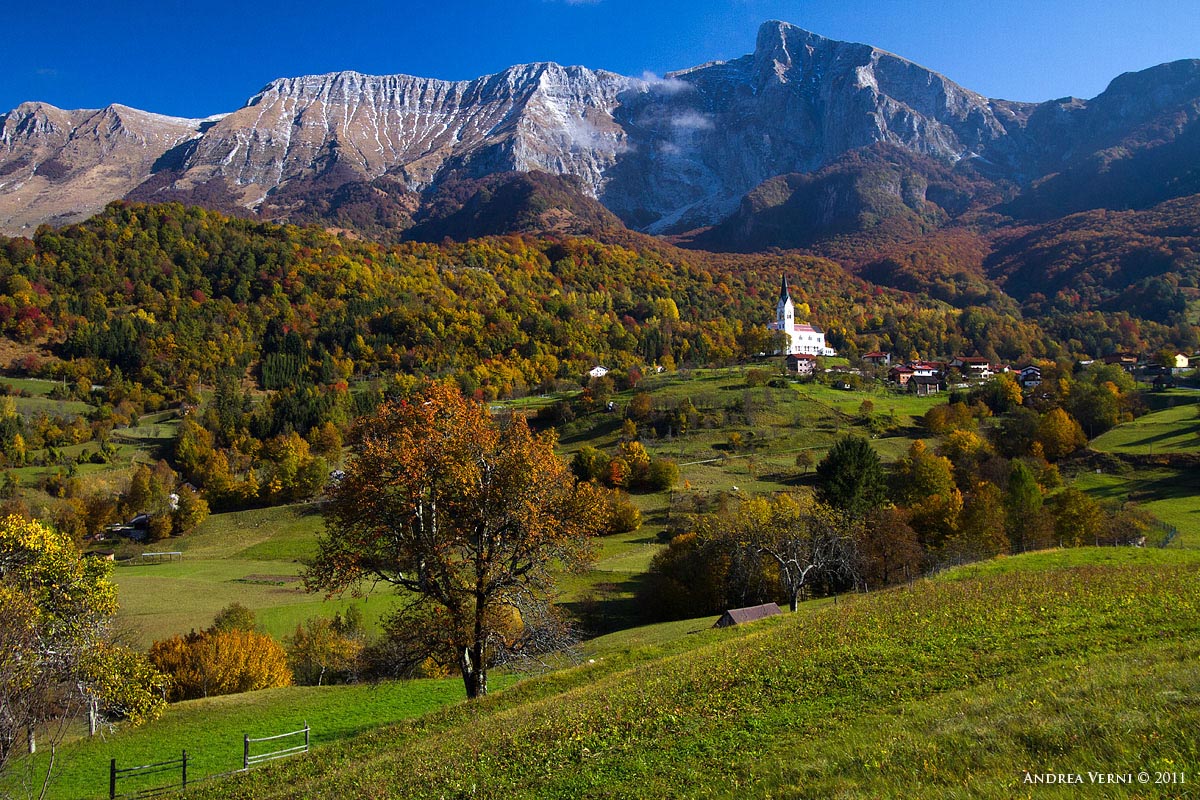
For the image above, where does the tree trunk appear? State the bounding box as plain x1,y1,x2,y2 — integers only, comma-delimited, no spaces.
789,591,799,613
460,647,487,699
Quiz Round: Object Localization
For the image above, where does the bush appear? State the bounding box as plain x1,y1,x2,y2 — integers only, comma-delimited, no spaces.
286,616,363,686
148,628,292,701
211,602,257,633
607,490,642,534
646,459,680,492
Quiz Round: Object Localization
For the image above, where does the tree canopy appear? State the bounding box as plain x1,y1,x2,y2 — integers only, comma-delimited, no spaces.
816,435,888,518
0,516,166,778
307,383,607,698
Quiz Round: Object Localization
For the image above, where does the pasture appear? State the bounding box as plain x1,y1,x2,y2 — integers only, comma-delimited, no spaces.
5,677,514,800
174,554,1200,799
113,504,394,646
1090,395,1200,455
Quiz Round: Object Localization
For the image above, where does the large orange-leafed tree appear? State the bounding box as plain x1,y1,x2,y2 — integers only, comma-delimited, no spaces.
306,382,605,698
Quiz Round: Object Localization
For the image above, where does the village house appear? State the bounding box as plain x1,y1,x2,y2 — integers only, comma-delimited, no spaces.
1018,365,1043,388
786,353,818,375
908,375,943,397
862,351,892,366
1102,354,1138,372
587,365,610,379
888,365,915,387
908,361,941,378
768,276,837,357
950,356,993,382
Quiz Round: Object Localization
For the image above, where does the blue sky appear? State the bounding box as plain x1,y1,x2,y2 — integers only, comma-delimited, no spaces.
3,0,1198,118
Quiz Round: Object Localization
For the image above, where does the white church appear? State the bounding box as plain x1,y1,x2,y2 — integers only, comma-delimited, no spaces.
769,275,837,356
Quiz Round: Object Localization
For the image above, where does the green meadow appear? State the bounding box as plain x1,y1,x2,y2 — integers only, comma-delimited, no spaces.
112,504,396,646
4,678,516,800
167,551,1200,800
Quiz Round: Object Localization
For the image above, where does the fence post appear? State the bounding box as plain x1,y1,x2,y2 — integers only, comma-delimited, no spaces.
304,723,310,751
244,734,250,770
182,750,188,789
110,758,117,800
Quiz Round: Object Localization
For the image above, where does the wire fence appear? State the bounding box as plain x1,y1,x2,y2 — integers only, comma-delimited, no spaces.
106,725,309,799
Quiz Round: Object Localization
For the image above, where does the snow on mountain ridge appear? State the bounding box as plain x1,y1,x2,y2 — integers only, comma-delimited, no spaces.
3,21,1200,235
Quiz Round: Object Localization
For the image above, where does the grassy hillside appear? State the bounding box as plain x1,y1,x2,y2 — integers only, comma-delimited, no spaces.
113,504,393,646
107,366,940,644
167,552,1200,799
4,678,515,800
1090,396,1200,456
112,368,1200,642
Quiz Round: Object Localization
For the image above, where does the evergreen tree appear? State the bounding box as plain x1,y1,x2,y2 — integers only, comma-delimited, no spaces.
816,435,887,518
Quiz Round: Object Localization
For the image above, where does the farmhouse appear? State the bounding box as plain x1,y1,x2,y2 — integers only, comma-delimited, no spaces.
1102,354,1138,372
786,353,818,375
950,356,992,381
1018,365,1043,388
908,376,943,396
714,603,783,628
888,365,915,386
862,351,892,366
768,276,837,357
588,365,610,379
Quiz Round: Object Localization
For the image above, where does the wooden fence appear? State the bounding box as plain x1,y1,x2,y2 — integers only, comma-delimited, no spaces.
109,751,187,799
107,724,309,798
244,724,310,769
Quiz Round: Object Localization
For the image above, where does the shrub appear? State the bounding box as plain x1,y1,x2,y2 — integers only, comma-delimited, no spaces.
607,490,642,534
148,629,292,701
285,617,363,686
646,459,680,492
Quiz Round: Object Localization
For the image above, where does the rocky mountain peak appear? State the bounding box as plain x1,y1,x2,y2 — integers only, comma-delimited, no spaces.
753,20,846,83
1,22,1198,239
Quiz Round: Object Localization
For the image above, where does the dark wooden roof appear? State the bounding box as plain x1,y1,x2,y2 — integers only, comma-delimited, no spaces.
714,602,784,628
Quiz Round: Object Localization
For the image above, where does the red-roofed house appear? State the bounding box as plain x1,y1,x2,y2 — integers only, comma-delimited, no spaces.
786,353,818,375
888,365,915,386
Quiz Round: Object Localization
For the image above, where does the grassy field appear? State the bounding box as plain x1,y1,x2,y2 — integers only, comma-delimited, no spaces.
934,545,1200,581
1073,467,1200,545
110,367,1200,642
112,504,399,645
169,552,1200,799
1090,397,1200,455
3,677,518,800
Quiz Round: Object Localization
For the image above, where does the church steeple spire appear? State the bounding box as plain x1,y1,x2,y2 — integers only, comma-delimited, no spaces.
778,274,791,303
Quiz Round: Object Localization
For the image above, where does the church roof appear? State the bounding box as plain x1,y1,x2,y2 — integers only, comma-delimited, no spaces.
794,323,823,334
778,275,791,303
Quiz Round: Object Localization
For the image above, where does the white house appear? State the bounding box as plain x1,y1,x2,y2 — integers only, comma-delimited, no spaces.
786,353,818,375
588,366,610,379
769,276,836,357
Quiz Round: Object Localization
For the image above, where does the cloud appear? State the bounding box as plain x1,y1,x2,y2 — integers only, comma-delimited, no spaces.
640,71,691,95
547,0,602,5
558,115,630,154
670,110,713,131
34,68,60,77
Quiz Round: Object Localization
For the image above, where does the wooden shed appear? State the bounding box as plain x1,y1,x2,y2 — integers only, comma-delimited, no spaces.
714,602,784,628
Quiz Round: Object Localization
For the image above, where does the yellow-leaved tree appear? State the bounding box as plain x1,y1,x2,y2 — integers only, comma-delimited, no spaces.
0,516,168,784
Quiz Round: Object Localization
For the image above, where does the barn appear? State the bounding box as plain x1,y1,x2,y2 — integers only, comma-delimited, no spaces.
714,602,784,628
